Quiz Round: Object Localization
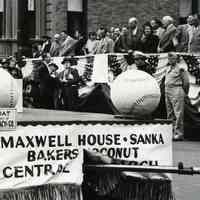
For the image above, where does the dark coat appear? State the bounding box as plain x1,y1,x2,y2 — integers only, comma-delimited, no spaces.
58,68,80,86
38,62,59,109
115,28,143,52
58,68,80,110
41,41,52,54
140,34,159,53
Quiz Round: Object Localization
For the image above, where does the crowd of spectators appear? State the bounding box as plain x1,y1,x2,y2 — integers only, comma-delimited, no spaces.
30,13,200,57
0,55,24,79
0,14,196,141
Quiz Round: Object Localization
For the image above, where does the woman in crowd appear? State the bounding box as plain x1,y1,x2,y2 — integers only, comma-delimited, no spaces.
140,22,159,53
58,57,80,111
84,32,98,54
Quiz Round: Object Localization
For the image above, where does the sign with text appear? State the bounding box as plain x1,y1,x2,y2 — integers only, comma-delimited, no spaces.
0,108,16,130
0,123,172,190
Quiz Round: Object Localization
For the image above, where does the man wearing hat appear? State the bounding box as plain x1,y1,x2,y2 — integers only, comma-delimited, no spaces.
165,52,189,141
133,51,153,74
58,57,80,110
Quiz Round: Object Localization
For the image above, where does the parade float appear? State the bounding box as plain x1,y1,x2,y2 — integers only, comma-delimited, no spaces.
0,53,199,200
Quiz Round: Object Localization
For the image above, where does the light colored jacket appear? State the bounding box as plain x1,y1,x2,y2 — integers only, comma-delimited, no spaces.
190,26,200,53
93,36,114,54
158,24,177,52
59,36,77,56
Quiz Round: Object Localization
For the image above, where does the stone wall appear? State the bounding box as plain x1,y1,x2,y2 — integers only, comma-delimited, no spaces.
45,0,68,36
43,0,178,36
87,0,178,32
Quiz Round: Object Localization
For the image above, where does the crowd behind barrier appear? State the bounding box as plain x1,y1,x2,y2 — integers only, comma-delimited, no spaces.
0,13,199,200
0,14,200,140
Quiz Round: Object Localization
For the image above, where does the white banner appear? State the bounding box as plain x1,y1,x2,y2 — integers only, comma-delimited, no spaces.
0,125,83,190
0,122,172,190
80,123,172,165
92,54,108,83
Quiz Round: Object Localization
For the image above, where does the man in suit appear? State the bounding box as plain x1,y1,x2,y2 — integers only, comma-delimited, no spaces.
50,34,61,57
158,16,177,53
189,14,200,53
38,53,59,109
59,31,77,56
176,15,194,52
93,27,114,54
115,17,142,53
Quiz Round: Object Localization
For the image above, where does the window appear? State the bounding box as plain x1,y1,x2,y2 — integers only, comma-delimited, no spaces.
67,0,87,37
179,0,200,24
18,0,45,46
0,0,18,39
68,0,83,12
26,0,36,39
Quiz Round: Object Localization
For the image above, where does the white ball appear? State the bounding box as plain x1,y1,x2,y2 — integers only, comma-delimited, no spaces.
0,68,19,108
110,69,161,116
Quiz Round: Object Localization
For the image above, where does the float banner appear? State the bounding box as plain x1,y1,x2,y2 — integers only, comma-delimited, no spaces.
0,108,16,130
0,123,172,190
0,125,83,190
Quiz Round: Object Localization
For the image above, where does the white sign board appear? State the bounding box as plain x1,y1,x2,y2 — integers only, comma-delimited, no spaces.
0,108,16,130
0,122,172,190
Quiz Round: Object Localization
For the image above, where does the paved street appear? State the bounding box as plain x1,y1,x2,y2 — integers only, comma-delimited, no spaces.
173,141,200,200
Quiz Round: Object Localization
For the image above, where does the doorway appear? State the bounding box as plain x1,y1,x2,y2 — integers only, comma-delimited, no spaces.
67,0,87,38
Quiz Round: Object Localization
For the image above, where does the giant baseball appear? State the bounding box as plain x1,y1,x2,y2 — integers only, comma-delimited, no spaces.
0,68,19,108
110,69,161,117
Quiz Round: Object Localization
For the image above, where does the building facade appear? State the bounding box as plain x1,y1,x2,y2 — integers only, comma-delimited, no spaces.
0,0,198,57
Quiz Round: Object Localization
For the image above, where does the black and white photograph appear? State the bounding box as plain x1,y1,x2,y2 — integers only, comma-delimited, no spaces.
0,0,199,200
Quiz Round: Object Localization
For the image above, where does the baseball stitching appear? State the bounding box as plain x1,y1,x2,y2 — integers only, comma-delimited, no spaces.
130,94,159,112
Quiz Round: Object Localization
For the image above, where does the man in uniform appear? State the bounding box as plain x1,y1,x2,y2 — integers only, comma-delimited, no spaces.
165,52,189,141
